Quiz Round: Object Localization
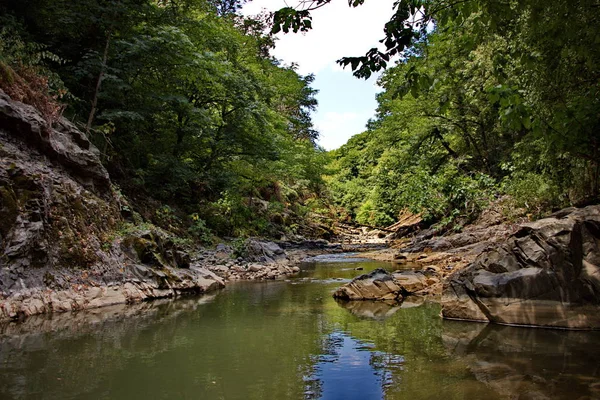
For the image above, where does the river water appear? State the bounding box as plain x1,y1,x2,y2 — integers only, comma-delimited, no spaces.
1,256,599,399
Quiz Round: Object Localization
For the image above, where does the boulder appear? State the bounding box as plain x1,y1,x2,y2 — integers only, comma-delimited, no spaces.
245,239,287,263
333,269,403,301
333,268,434,302
441,205,600,329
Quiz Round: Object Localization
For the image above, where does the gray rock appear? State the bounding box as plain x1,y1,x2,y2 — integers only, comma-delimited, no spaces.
245,239,287,262
0,90,110,193
441,205,600,329
248,264,264,272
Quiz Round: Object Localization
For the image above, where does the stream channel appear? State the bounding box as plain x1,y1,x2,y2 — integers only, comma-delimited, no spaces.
1,254,600,399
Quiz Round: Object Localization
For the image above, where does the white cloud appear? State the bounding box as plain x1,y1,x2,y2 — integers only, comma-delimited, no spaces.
242,0,396,75
315,111,370,150
241,0,395,149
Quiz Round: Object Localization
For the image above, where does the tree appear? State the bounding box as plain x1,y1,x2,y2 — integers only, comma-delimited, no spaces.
323,0,600,225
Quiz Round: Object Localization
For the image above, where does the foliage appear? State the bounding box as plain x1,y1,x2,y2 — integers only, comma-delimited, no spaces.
2,0,598,239
0,18,67,123
324,0,599,226
0,0,327,239
230,237,249,258
188,213,213,244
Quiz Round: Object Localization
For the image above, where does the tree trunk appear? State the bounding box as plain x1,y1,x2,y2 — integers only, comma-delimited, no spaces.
85,32,111,135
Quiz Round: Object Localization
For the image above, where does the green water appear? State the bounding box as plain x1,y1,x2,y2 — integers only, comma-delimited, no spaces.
1,257,600,399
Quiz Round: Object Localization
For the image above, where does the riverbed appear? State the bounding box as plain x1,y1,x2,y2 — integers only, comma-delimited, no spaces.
1,256,599,399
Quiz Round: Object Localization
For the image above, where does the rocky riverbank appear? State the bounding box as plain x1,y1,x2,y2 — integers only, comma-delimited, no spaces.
0,90,230,321
441,206,600,329
0,90,376,322
336,207,520,298
3,89,600,330
333,205,600,330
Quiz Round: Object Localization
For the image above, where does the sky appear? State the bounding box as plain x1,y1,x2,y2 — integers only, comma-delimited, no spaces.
241,0,397,150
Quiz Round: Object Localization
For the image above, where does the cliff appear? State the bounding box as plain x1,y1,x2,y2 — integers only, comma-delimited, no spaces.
0,90,224,320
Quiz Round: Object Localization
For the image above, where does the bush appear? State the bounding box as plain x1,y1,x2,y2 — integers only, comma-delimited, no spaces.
187,213,213,244
502,172,564,218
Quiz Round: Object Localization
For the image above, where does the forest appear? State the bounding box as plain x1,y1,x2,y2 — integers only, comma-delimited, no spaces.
323,0,600,229
1,0,599,239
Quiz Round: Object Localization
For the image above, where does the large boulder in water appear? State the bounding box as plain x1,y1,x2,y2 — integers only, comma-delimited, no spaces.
334,269,403,301
441,206,600,329
333,268,431,302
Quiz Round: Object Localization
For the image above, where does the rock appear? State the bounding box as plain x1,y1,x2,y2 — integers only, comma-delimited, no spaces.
120,228,190,269
214,243,233,259
333,269,403,301
400,218,514,255
392,271,427,293
0,90,110,193
267,270,278,279
333,268,438,302
245,239,287,263
441,205,600,329
248,264,264,272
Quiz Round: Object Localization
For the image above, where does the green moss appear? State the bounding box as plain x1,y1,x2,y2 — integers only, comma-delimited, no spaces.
0,61,16,85
72,197,85,212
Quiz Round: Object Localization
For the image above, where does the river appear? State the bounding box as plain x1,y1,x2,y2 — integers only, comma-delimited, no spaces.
1,255,599,399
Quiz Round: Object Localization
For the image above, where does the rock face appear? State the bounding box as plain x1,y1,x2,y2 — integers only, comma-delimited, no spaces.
0,91,223,321
245,239,288,264
441,206,600,329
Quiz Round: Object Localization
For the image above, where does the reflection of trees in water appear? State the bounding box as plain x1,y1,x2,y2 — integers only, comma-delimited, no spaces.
3,274,597,400
0,297,209,400
302,330,407,399
0,283,329,400
370,352,405,391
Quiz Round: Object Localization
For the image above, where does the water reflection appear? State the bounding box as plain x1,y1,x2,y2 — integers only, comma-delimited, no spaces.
304,331,404,400
335,299,401,320
0,257,599,400
442,321,600,399
298,259,411,281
